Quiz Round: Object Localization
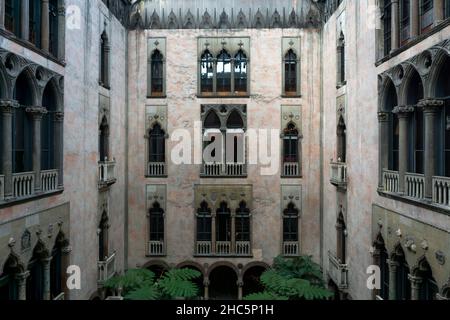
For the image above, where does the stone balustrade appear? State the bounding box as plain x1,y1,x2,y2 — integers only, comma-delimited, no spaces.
148,240,165,256
202,162,247,177
283,241,299,256
216,241,232,255
433,176,450,207
405,173,425,200
148,162,166,177
235,241,251,256
226,163,246,176
383,169,400,193
98,251,116,285
328,251,349,290
98,159,117,187
196,241,212,255
12,172,35,198
283,162,300,177
41,169,59,192
53,292,65,301
330,161,347,189
195,240,252,256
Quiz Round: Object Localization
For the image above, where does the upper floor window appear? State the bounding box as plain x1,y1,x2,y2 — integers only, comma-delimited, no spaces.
282,203,299,253
235,201,250,242
400,0,411,44
446,0,450,18
148,123,166,163
284,49,298,95
5,0,20,36
41,82,57,171
392,245,411,300
196,201,212,242
421,0,434,32
29,0,42,47
337,32,346,87
234,50,248,93
373,234,390,300
216,202,231,243
98,211,109,261
216,50,232,93
337,116,346,163
383,0,393,56
49,0,59,57
336,212,346,264
99,31,110,89
149,202,164,242
150,50,164,95
200,50,214,93
147,38,166,98
99,116,109,162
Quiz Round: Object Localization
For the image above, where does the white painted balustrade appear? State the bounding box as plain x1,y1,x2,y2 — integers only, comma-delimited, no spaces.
235,241,251,255
98,160,116,183
405,173,425,200
330,162,347,185
98,252,116,284
148,240,165,256
12,172,35,198
196,241,212,255
148,162,166,176
216,241,231,255
283,241,299,256
283,162,299,177
433,176,450,207
383,169,399,193
226,163,246,176
41,169,59,192
328,251,349,290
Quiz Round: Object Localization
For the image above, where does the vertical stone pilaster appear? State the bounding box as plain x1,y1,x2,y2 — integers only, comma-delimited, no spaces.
102,38,111,88
388,260,398,300
409,274,422,300
15,271,30,301
410,0,420,38
0,100,18,198
391,0,400,52
378,112,390,189
231,213,236,254
418,99,444,200
393,106,414,194
57,1,66,60
54,112,64,187
211,214,216,254
27,107,47,193
21,0,30,41
41,0,50,52
62,245,72,299
434,0,444,24
42,257,52,300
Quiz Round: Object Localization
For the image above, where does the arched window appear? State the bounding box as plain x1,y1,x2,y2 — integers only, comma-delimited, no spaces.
98,211,109,261
383,0,392,56
337,116,347,162
283,123,299,163
337,32,346,85
99,116,109,162
0,254,22,300
149,202,164,242
204,111,221,129
197,201,212,241
5,0,20,36
385,79,399,171
283,203,299,242
100,31,110,88
336,213,346,264
49,0,59,56
42,82,57,171
216,50,231,93
234,50,248,93
392,246,411,300
150,50,164,95
216,202,231,242
200,50,214,93
226,110,245,165
284,49,298,94
236,201,250,242
26,242,48,300
29,0,41,47
13,72,33,173
374,234,389,300
416,259,438,300
400,0,411,43
148,123,165,163
50,234,65,299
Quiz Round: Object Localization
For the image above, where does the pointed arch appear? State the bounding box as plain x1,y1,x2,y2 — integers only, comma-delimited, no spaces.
413,256,438,300
226,110,244,129
216,201,231,242
391,244,411,300
148,123,166,164
200,49,214,93
284,49,298,94
26,239,50,300
216,49,231,93
149,201,164,242
204,110,221,129
234,50,248,93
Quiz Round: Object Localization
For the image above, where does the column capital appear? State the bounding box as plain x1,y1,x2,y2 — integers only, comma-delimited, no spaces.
0,99,19,113
54,111,65,122
388,259,399,269
408,274,423,287
62,245,72,254
203,279,210,287
378,111,390,122
26,106,48,119
417,98,445,112
392,105,415,117
14,271,30,281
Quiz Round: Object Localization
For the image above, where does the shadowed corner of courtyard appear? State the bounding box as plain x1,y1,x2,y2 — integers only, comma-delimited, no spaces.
102,255,333,300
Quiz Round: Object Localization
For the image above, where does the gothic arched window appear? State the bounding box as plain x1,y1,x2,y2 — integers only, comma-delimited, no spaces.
283,123,299,163
216,202,231,242
393,246,411,300
420,0,434,32
200,50,214,93
400,0,411,43
417,259,438,300
49,0,59,56
236,201,250,242
29,0,42,47
337,32,346,86
383,0,392,56
284,49,298,94
50,236,63,299
283,203,299,242
374,234,389,300
234,50,248,93
42,82,57,170
149,202,164,242
197,201,212,241
336,212,346,264
216,50,232,93
148,123,166,163
337,117,346,163
150,50,164,95
26,242,48,300
99,116,109,162
98,211,109,261
385,79,399,171
100,31,110,88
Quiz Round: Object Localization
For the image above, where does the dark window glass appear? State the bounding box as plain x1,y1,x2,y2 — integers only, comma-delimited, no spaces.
445,105,450,176
200,50,214,93
50,244,62,298
0,275,17,300
49,0,59,56
283,123,299,163
197,202,212,241
401,0,411,43
99,117,109,161
149,124,165,163
98,212,108,261
226,110,244,129
284,49,297,93
384,1,392,56
217,50,231,93
149,202,164,241
29,0,42,48
337,214,346,264
421,0,434,31
151,50,163,94
41,84,56,170
234,50,248,93
380,247,390,300
216,202,231,241
26,259,44,300
204,111,221,129
395,249,411,300
418,262,438,300
414,109,424,174
446,0,450,18
283,203,298,242
5,0,21,35
236,202,250,242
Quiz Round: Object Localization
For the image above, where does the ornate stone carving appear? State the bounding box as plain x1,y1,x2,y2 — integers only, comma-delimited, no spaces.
167,10,178,29
200,10,213,29
392,105,415,115
236,9,247,28
149,10,161,29
184,10,195,29
20,230,31,252
218,10,231,29
271,9,282,28
436,251,446,265
253,9,265,28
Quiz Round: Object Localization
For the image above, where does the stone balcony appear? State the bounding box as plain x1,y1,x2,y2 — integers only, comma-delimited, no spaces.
148,240,165,256
147,162,166,177
98,158,117,189
201,162,247,178
0,169,61,206
328,251,349,290
283,241,300,256
98,251,117,285
330,161,347,190
282,162,301,177
195,241,251,256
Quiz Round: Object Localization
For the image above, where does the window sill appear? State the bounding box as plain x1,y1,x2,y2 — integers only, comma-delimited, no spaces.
378,189,450,216
145,175,168,178
147,95,167,99
0,28,65,66
200,174,248,179
197,93,250,99
281,175,302,179
194,254,253,258
0,188,64,209
281,94,302,98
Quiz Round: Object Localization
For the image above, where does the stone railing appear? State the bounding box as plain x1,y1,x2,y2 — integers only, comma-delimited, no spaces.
201,163,247,177
235,241,251,256
148,240,165,256
202,163,222,176
0,175,4,201
226,163,246,176
383,169,399,193
53,292,65,301
216,241,231,255
283,162,300,177
433,176,450,207
405,173,425,200
330,161,347,188
328,251,349,290
41,169,59,192
12,172,35,198
148,162,166,177
98,251,116,285
98,160,116,186
283,241,299,256
196,241,212,255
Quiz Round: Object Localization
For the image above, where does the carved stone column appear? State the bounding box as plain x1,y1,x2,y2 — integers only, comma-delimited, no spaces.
62,245,72,299
21,0,30,41
54,112,64,187
434,0,444,24
42,257,52,300
57,1,66,60
393,106,414,194
391,0,400,52
418,99,444,200
409,274,422,300
237,280,243,300
0,100,18,198
231,213,236,254
0,0,5,29
211,213,216,254
27,107,47,193
203,278,209,300
15,271,30,300
388,260,398,300
41,0,50,52
410,0,420,38
378,112,390,189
